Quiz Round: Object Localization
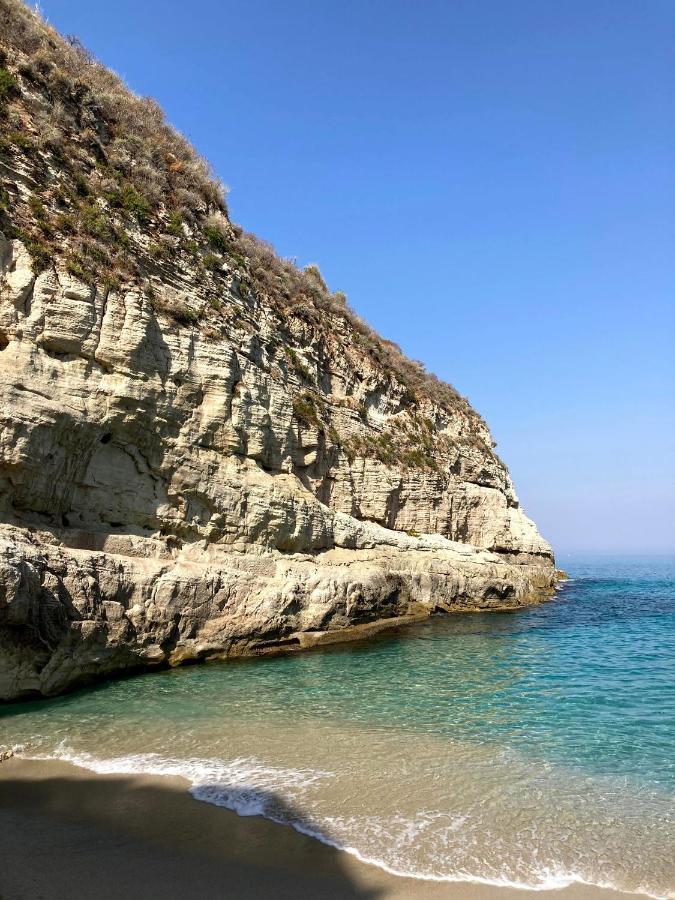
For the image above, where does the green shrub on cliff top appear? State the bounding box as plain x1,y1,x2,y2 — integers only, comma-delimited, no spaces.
203,223,228,253
0,66,16,104
105,183,151,225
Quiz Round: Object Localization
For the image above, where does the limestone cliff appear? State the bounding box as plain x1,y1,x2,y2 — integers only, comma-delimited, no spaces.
0,0,555,700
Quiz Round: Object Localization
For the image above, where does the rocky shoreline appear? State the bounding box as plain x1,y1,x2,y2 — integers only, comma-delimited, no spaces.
0,518,557,701
0,2,557,702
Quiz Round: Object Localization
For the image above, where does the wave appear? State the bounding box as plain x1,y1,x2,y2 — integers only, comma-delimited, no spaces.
21,746,671,900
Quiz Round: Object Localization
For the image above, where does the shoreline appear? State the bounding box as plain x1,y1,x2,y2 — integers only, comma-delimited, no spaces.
1,582,561,706
0,756,649,900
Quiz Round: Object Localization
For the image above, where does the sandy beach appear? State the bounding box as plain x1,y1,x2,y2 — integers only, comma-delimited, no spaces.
0,756,645,900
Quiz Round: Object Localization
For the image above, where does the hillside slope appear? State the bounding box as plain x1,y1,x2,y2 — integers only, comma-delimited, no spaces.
0,0,556,700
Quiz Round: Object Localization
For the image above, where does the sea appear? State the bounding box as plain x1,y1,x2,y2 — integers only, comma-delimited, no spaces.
2,555,674,897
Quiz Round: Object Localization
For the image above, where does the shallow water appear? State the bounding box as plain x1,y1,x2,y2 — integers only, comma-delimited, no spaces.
2,555,674,896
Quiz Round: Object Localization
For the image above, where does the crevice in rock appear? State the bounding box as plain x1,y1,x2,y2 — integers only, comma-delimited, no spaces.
91,285,110,359
22,278,35,318
13,382,51,400
43,347,77,361
250,636,301,650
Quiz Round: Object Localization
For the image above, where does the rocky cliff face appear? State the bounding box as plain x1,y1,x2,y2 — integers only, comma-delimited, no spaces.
0,0,555,700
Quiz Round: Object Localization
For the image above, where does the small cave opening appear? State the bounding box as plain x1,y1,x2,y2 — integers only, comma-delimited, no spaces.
0,334,8,351
100,432,112,444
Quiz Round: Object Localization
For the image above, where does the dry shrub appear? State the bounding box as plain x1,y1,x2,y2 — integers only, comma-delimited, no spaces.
0,0,226,213
0,0,479,426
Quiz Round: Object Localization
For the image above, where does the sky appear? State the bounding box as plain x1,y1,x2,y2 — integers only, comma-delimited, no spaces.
40,0,674,555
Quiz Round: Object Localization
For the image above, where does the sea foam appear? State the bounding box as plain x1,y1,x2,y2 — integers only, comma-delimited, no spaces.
23,746,672,900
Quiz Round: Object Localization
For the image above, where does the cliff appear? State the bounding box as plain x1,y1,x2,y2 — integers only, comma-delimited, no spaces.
0,0,555,700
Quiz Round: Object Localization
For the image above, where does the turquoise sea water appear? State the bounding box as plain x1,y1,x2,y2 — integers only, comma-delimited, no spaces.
2,556,674,896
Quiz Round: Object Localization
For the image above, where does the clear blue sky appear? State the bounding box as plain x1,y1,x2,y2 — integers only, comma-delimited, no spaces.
41,0,674,555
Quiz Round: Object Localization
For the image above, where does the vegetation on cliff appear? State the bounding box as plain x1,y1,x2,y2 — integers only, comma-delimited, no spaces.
0,0,558,703
0,0,486,437
0,0,522,502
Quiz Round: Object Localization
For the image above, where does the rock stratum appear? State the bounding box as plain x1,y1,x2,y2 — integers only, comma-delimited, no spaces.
0,0,555,700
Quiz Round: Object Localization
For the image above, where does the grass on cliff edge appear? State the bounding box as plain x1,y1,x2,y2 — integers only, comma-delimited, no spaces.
0,0,485,438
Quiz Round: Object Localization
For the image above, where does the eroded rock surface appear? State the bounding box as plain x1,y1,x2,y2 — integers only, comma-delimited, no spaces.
0,6,556,700
0,233,556,700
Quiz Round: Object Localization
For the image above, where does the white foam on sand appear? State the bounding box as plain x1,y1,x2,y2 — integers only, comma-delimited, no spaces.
22,746,672,900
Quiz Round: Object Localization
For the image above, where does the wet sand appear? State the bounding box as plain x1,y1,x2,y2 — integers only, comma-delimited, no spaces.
0,757,645,900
